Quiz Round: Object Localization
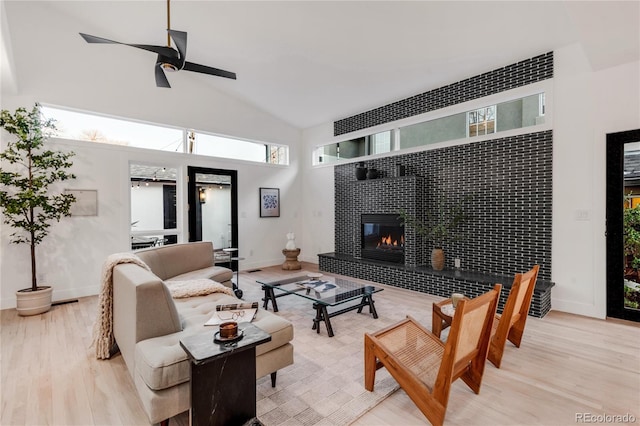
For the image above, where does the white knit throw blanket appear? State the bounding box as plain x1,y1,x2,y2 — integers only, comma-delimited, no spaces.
92,253,151,360
166,279,234,299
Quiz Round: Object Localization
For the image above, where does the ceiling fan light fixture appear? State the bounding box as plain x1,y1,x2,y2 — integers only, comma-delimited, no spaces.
161,63,178,72
79,0,236,87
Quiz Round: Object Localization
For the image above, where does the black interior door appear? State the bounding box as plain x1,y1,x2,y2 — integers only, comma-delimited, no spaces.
606,128,640,322
187,166,238,254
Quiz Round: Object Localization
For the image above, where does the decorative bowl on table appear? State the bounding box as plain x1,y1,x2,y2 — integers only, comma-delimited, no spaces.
219,321,238,339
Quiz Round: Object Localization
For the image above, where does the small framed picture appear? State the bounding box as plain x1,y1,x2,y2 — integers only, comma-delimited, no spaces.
260,187,280,218
64,189,98,216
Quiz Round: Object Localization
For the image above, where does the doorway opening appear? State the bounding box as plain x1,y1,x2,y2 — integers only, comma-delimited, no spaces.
606,129,640,322
187,166,238,267
130,164,179,250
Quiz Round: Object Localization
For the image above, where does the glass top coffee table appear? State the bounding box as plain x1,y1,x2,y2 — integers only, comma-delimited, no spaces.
257,273,383,337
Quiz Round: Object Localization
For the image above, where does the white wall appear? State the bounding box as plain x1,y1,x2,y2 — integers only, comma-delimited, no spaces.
0,139,130,307
299,124,336,264
301,45,640,319
0,136,303,308
552,44,640,318
0,73,303,310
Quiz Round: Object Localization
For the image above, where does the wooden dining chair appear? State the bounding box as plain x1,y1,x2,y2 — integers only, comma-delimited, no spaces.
488,264,539,368
364,284,501,426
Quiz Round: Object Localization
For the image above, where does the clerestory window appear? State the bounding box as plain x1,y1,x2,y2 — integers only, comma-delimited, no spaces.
41,106,289,165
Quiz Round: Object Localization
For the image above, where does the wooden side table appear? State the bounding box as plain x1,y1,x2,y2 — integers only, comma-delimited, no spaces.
432,298,455,338
180,324,271,426
282,248,301,270
432,296,471,338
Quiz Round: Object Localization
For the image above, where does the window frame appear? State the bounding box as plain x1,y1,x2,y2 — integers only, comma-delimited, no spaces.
41,104,289,166
467,105,497,138
312,81,551,167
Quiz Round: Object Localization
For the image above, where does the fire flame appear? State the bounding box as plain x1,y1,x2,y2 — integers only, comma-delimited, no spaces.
377,234,403,248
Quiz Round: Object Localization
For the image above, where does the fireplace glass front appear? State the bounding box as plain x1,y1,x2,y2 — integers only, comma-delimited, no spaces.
361,214,404,263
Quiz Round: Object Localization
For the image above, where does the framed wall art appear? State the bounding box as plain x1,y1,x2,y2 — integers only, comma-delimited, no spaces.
65,189,98,216
259,187,280,218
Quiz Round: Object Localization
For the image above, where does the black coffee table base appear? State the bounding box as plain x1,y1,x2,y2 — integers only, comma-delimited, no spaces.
262,285,379,337
312,294,378,337
262,285,286,312
259,276,383,337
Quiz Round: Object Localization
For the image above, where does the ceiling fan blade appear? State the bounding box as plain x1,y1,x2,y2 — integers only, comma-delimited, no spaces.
79,33,177,58
155,64,171,88
168,30,187,66
79,33,119,44
183,61,237,80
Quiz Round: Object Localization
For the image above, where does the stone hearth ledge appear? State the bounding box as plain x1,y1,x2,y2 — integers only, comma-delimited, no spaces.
318,252,554,318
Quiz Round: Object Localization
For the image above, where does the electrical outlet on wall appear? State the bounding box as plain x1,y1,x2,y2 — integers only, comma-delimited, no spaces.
575,209,591,221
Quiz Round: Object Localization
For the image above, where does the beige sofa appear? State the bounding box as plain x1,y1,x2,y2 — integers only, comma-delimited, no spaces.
112,242,294,425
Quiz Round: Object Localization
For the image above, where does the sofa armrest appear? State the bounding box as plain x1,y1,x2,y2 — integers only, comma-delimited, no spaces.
113,263,182,374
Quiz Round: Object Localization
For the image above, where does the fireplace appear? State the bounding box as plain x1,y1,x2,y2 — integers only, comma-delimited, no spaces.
361,214,404,263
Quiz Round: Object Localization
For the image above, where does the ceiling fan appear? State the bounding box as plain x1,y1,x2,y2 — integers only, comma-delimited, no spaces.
79,0,236,88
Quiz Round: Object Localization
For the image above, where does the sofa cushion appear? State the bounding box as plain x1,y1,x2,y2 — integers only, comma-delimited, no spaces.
134,293,230,391
252,307,295,357
135,334,191,390
174,295,294,353
167,266,233,286
136,292,293,391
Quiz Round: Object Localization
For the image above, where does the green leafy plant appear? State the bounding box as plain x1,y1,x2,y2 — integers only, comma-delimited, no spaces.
398,194,472,248
623,196,640,279
624,284,640,310
0,104,76,291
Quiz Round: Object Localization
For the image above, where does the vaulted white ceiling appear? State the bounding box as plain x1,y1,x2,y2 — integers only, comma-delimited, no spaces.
2,1,638,130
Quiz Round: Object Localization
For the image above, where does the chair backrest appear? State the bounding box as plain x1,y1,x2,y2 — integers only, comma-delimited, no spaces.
488,265,539,367
500,265,538,334
434,284,501,400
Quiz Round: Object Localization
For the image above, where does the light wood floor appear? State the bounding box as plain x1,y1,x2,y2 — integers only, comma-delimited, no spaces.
1,263,639,425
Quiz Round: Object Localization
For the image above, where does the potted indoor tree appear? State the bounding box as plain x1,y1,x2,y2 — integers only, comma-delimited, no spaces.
0,104,76,315
398,194,471,271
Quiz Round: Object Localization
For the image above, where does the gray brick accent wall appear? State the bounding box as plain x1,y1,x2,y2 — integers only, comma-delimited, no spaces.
333,129,553,282
336,176,423,266
334,51,553,136
325,52,555,317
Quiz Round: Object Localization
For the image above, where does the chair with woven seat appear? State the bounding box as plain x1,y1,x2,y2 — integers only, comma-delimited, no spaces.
488,264,539,368
364,284,501,426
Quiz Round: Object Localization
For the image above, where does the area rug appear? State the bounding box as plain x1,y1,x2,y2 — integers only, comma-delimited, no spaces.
243,272,401,426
